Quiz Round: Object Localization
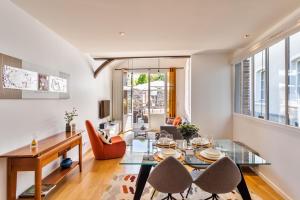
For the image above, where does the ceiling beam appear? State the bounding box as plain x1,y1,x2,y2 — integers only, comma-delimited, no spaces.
94,59,114,78
93,55,191,78
94,55,191,60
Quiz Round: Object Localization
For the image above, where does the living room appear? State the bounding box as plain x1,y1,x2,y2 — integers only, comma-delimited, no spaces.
0,0,300,200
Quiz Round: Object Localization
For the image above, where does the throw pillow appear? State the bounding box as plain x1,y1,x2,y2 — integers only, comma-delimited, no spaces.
98,130,112,144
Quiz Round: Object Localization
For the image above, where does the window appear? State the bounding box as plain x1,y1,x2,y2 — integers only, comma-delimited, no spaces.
242,59,252,115
234,30,300,129
269,40,286,124
289,32,300,127
254,50,266,118
234,63,242,113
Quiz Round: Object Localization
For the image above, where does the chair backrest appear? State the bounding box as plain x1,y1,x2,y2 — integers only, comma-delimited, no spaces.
160,126,183,140
85,120,104,159
147,156,192,193
194,157,241,194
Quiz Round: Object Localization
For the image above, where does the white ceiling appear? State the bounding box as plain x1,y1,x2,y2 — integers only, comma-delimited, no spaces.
12,0,300,57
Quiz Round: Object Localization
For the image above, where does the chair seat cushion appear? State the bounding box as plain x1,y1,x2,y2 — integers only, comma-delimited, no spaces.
111,135,124,144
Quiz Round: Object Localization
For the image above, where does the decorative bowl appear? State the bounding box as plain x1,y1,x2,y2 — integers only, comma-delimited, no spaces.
60,158,73,169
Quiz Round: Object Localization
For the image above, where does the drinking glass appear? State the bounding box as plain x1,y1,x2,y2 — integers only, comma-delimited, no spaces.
208,136,215,148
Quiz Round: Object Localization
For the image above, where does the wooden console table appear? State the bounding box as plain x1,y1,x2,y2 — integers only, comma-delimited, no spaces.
0,130,84,200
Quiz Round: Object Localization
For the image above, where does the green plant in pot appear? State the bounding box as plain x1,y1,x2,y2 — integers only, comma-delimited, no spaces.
64,108,78,132
178,124,199,143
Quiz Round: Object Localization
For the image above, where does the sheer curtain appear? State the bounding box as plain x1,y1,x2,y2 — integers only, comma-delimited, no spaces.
185,58,191,122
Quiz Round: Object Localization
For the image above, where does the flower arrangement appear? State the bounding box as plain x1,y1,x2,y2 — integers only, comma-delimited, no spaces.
65,108,78,124
178,124,199,141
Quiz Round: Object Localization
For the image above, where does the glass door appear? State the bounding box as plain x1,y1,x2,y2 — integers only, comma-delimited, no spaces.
122,70,132,132
122,70,168,131
132,72,150,129
149,72,167,130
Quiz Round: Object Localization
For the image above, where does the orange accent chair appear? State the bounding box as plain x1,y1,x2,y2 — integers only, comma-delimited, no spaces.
172,116,182,126
85,120,126,160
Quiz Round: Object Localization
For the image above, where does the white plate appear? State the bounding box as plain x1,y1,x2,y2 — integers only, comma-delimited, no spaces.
200,149,225,160
157,150,181,159
204,148,221,156
191,138,210,146
157,140,176,146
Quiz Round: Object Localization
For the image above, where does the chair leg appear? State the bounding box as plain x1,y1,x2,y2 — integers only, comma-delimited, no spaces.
204,194,219,200
161,195,169,200
180,192,184,199
186,185,192,198
169,194,176,200
151,189,156,200
204,194,214,200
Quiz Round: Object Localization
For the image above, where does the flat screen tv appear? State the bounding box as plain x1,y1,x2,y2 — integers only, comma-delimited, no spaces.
99,100,110,119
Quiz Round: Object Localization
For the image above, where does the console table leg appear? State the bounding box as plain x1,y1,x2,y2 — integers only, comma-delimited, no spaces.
35,159,42,200
79,140,82,172
7,158,17,200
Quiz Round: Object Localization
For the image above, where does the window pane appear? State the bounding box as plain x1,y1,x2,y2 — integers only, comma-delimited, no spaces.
234,63,241,113
269,40,286,124
254,50,266,118
289,32,300,127
242,58,252,115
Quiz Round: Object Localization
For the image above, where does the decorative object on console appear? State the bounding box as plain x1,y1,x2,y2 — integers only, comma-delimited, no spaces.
60,158,73,169
64,108,78,132
19,184,56,198
178,124,199,143
71,123,76,132
30,134,38,150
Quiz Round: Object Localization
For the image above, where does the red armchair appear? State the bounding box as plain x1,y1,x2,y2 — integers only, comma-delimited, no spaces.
85,120,126,160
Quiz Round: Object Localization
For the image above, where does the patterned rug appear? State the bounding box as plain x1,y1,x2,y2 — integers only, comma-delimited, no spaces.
101,174,262,200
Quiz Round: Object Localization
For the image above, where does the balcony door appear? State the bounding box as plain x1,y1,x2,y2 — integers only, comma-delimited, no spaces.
122,69,167,131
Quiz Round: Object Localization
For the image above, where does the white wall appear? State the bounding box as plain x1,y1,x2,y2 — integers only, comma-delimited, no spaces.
233,115,300,200
191,53,232,138
0,0,111,198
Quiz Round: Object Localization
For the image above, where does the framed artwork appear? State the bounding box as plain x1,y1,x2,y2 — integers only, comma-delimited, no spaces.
3,65,38,91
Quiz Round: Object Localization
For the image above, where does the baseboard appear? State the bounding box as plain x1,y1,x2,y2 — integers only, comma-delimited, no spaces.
250,167,292,200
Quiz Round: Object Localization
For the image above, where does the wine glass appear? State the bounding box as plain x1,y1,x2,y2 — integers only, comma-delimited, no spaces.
208,136,215,148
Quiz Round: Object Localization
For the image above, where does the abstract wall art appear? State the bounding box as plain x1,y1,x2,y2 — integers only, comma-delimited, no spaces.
3,65,38,91
0,53,70,99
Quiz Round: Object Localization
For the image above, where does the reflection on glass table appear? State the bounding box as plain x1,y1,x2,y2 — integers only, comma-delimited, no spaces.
120,138,270,200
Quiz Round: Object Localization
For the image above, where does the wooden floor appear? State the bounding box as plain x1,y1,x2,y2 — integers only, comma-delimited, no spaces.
46,150,284,200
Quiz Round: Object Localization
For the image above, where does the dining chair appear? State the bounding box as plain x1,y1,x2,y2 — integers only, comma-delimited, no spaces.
147,156,192,200
189,157,242,200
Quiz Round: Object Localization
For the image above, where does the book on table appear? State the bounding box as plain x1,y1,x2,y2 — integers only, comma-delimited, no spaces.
19,184,56,198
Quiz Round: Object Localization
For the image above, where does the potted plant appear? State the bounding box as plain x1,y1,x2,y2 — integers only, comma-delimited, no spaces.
178,124,199,143
64,108,78,132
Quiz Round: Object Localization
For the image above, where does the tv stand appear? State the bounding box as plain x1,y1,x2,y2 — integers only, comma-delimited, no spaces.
99,120,121,137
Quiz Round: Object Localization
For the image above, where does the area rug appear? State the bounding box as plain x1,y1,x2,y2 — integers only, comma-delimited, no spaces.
101,174,262,200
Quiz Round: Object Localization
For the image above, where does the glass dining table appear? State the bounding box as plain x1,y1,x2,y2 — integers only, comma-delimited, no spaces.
120,137,270,200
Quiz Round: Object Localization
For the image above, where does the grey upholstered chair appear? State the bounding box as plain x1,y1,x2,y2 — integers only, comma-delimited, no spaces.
160,125,183,140
147,156,192,200
189,157,242,200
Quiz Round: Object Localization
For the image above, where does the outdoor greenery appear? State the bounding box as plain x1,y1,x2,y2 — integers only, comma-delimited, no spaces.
134,73,165,85
135,74,148,85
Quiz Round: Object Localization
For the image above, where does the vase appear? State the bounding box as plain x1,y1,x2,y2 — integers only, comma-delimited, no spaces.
66,123,71,132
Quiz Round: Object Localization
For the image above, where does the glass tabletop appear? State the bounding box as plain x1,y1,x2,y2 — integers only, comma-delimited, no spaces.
120,138,270,166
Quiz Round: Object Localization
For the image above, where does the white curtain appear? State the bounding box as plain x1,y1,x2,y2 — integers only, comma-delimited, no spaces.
185,58,192,122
